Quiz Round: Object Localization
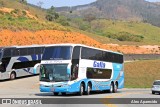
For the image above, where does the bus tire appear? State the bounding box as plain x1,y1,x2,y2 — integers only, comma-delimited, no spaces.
109,83,114,93
54,92,58,96
78,83,85,96
10,72,16,80
113,82,118,93
85,83,91,95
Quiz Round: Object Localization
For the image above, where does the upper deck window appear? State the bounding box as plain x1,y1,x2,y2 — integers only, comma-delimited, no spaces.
42,46,72,60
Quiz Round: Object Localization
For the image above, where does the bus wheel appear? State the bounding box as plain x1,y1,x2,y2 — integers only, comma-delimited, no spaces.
78,83,84,96
10,72,16,80
113,83,118,93
85,83,91,95
54,92,58,96
109,83,114,93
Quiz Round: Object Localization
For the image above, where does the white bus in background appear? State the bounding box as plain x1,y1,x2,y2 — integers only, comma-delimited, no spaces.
34,44,124,96
0,45,45,80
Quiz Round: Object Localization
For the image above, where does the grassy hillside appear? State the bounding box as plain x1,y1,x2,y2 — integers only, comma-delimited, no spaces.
0,0,46,20
125,60,160,88
70,19,160,45
0,0,159,48
0,6,68,31
0,11,67,31
0,0,70,31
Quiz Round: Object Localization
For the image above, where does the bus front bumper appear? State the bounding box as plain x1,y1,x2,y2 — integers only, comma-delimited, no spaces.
40,85,73,93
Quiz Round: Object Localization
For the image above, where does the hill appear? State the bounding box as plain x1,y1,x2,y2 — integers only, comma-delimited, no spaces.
71,19,160,45
125,59,160,88
0,0,46,20
56,0,160,27
154,2,160,5
0,7,68,31
0,0,159,54
0,30,160,54
0,0,71,31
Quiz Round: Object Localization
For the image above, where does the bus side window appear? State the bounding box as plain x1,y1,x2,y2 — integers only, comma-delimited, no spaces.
20,48,28,56
71,64,78,80
28,48,35,55
12,49,20,56
35,47,42,54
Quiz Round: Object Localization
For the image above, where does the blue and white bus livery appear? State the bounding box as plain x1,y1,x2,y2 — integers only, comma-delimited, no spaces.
35,44,124,96
0,45,44,80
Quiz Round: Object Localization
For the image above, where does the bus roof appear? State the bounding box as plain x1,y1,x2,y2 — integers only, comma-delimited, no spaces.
0,44,123,55
44,43,123,55
0,45,45,49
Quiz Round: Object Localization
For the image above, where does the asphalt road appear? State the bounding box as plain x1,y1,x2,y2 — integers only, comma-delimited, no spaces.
0,76,159,107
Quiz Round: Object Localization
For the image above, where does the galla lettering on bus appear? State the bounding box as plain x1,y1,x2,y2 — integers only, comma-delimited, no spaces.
93,61,105,68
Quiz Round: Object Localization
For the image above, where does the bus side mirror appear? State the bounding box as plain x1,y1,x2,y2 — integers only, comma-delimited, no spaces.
0,62,2,65
33,63,41,74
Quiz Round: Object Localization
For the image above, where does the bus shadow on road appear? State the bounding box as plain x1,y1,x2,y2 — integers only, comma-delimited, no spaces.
35,91,122,97
150,93,160,95
0,74,39,82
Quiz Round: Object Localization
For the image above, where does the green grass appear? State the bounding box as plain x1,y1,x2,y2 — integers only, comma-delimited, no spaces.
124,60,160,88
70,19,160,45
0,0,71,31
98,20,160,44
0,0,46,20
0,11,69,31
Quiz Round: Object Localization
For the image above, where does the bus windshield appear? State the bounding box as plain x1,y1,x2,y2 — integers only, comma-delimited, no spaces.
153,81,160,85
42,46,72,60
40,64,69,82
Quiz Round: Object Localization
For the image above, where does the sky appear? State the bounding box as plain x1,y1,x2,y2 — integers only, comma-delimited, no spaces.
27,0,96,8
26,0,160,9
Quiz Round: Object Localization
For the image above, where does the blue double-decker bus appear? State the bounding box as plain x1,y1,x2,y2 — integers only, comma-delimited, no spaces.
34,44,124,96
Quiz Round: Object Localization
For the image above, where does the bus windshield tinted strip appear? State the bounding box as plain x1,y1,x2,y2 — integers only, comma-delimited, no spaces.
42,46,72,60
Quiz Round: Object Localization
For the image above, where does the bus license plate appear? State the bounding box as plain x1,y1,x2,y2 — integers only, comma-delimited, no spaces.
50,87,55,92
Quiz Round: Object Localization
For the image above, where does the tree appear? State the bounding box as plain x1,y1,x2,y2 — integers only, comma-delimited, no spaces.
56,16,69,26
84,13,96,22
19,0,27,4
46,6,59,21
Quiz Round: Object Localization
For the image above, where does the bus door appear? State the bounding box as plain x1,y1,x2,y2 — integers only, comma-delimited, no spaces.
0,62,8,79
0,57,11,79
